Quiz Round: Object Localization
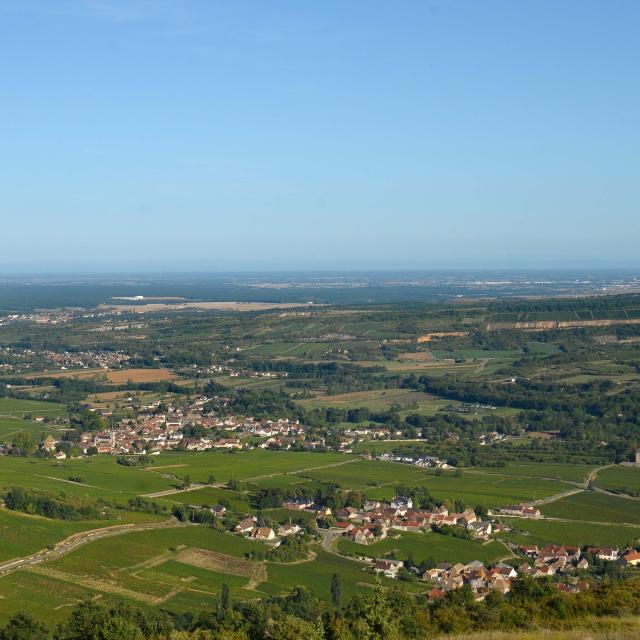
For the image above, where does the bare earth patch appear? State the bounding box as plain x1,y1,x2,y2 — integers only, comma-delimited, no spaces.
98,301,314,313
105,368,176,383
173,547,266,589
24,367,177,383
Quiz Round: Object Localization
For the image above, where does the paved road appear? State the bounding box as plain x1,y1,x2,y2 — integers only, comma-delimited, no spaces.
0,517,186,576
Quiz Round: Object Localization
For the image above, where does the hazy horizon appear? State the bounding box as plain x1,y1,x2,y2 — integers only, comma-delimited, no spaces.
3,264,640,277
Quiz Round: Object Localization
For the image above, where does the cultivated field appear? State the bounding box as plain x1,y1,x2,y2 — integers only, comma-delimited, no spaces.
0,397,67,418
302,460,568,508
501,519,640,548
0,449,632,625
105,368,176,383
595,465,640,496
541,491,640,525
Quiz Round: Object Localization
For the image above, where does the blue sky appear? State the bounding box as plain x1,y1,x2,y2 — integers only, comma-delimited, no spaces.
1,0,638,271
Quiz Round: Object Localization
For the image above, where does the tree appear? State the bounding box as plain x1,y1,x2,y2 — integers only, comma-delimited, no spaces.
100,617,143,640
0,613,51,640
358,582,401,639
264,615,323,640
331,572,343,608
181,475,191,489
218,583,230,619
474,504,488,519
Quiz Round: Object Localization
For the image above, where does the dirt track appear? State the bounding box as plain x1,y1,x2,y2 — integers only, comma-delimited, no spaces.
0,517,186,577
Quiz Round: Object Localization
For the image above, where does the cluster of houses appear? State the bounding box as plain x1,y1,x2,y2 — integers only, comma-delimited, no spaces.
424,560,520,598
494,504,542,519
587,547,640,567
371,453,454,470
28,386,477,457
228,369,289,380
343,426,395,441
0,346,130,375
363,540,640,599
367,557,589,599
176,493,640,599
516,543,590,578
232,513,303,542
477,431,507,446
334,497,493,543
0,309,77,328
35,348,130,371
369,545,640,599
52,398,317,455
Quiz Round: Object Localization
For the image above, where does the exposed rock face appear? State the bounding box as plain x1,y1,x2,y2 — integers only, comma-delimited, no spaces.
486,318,640,331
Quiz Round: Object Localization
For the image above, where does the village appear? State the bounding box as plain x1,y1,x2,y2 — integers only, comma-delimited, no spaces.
68,408,308,457
214,492,640,602
0,346,131,374
23,385,454,459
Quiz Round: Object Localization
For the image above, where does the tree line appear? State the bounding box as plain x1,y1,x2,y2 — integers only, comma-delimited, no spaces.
2,575,640,639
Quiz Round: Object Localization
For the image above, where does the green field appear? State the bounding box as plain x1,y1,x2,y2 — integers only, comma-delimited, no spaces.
541,491,640,524
501,518,640,548
0,449,631,626
297,389,431,411
145,449,351,485
431,349,523,360
0,526,400,622
137,559,258,598
0,450,354,505
0,417,60,441
469,463,595,484
0,398,67,418
240,342,332,357
166,486,251,512
0,398,69,446
525,342,562,355
595,465,640,496
303,460,568,508
261,548,413,601
0,456,176,502
214,375,286,390
0,508,165,562
337,531,508,565
0,570,134,624
45,526,258,579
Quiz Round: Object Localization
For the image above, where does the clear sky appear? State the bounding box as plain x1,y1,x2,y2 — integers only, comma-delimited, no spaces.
1,0,638,272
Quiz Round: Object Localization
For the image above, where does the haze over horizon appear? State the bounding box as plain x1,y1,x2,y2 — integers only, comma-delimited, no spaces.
2,0,639,271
